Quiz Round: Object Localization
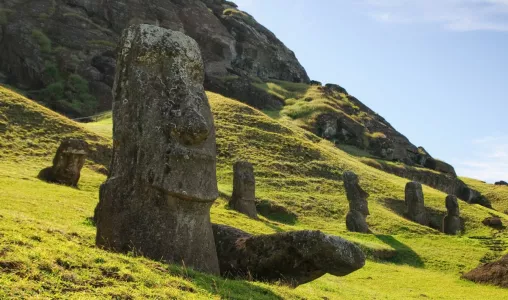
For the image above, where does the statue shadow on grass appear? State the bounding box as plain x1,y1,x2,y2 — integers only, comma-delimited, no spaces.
219,191,298,226
168,264,284,299
380,198,450,232
374,235,425,268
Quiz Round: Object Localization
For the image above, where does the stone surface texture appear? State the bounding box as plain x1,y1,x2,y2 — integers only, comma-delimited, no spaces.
442,195,461,235
94,25,219,274
230,161,258,219
212,224,365,286
343,171,370,233
0,0,308,115
404,182,429,226
39,139,88,187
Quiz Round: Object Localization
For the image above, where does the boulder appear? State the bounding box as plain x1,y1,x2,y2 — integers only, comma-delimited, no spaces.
316,113,366,148
324,83,348,95
442,195,461,235
212,224,365,286
495,181,508,186
482,217,504,228
343,171,370,233
230,161,258,219
404,182,429,226
433,160,456,176
94,25,219,274
38,139,88,187
310,80,322,86
462,254,508,288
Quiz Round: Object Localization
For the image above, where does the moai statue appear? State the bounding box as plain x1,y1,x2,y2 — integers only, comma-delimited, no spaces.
230,161,258,219
343,171,370,233
443,195,461,235
94,25,220,274
404,182,429,226
39,139,88,187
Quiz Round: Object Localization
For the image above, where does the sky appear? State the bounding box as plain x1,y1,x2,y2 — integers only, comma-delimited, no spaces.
234,0,508,183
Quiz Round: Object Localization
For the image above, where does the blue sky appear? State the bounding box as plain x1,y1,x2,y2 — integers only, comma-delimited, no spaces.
234,0,508,183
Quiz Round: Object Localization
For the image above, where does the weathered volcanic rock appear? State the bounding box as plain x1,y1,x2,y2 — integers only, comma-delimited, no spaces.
230,161,258,219
94,25,219,274
482,217,504,228
0,0,308,116
404,182,429,226
343,171,370,233
462,254,508,288
212,224,365,286
38,139,88,187
442,195,461,235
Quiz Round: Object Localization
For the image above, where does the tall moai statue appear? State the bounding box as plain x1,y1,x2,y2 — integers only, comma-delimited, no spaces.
343,171,370,233
404,182,429,226
230,161,258,219
94,25,219,274
443,195,461,235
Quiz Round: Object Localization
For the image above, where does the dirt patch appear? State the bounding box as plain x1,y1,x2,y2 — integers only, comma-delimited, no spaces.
462,254,508,288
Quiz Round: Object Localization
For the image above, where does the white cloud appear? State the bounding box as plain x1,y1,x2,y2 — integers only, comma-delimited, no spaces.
453,135,508,182
363,0,508,31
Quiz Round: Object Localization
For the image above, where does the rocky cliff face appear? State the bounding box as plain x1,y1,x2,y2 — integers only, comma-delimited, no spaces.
0,0,308,116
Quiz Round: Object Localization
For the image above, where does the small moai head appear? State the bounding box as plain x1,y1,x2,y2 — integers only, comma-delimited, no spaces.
52,139,89,186
343,171,370,216
445,195,459,217
232,161,255,200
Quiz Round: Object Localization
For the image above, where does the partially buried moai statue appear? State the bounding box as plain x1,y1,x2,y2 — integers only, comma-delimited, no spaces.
443,195,461,235
230,161,258,219
404,182,429,226
343,171,370,233
94,25,220,274
38,139,89,187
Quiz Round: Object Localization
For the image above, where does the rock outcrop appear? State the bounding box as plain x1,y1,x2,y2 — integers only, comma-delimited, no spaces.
495,181,508,186
38,139,88,187
442,195,461,235
230,161,258,219
343,171,370,233
0,0,308,116
94,25,219,274
404,182,429,226
462,254,508,288
212,224,365,286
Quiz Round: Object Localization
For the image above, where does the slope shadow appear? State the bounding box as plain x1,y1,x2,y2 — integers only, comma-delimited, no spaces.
219,191,298,226
375,235,425,268
381,198,451,232
168,264,284,299
380,198,406,216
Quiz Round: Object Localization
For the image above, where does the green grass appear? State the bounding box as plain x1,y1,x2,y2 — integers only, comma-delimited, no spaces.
1,86,508,298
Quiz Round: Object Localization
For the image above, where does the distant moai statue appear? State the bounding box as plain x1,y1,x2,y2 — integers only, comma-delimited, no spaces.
230,161,258,219
38,139,88,187
443,195,461,235
343,171,370,233
94,25,220,274
404,182,429,226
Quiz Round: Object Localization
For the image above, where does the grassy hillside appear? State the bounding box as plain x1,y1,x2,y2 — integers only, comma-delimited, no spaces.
461,177,508,214
1,85,508,298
